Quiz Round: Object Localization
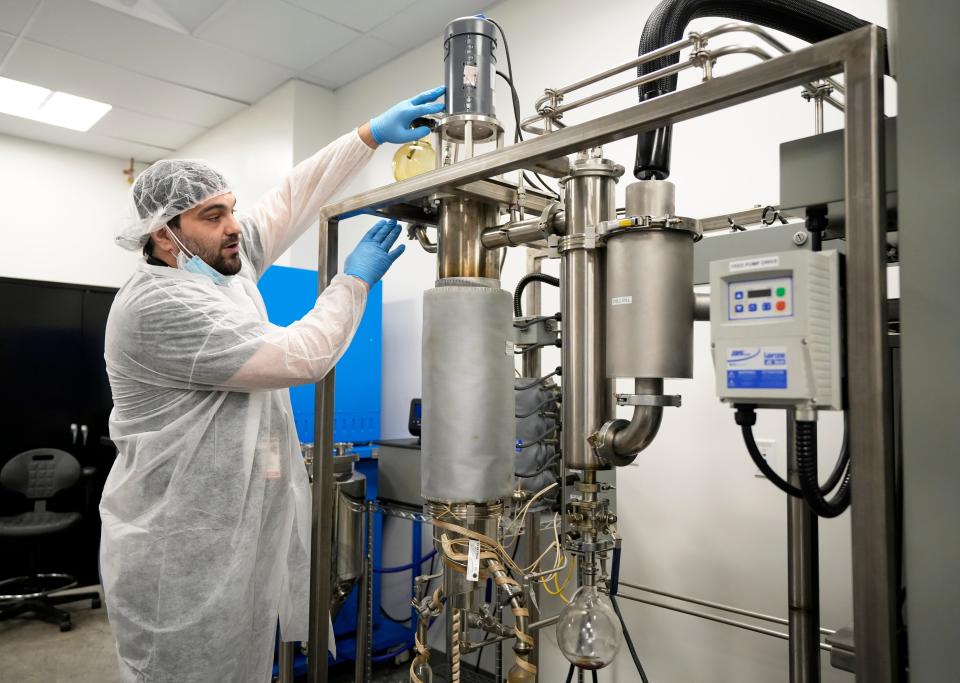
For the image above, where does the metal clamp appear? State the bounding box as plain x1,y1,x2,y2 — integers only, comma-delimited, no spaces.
557,223,604,253
599,214,702,241
616,393,682,407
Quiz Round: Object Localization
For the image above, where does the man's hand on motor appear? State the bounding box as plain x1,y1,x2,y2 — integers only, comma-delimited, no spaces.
367,86,446,145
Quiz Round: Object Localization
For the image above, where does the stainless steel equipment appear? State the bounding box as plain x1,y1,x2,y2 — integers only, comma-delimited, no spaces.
559,151,621,472
330,454,366,613
606,180,696,379
308,22,896,683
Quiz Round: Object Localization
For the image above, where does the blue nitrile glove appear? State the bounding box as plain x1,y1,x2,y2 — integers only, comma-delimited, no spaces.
369,86,446,145
344,219,406,286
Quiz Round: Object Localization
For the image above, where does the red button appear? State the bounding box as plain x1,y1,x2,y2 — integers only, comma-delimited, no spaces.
776,300,786,311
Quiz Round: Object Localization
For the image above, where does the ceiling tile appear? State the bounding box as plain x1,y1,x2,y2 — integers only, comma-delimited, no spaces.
91,107,207,150
0,32,15,63
285,0,419,32
196,0,359,71
4,39,247,128
154,0,228,33
0,112,174,162
370,0,497,51
0,0,39,35
302,35,404,89
26,0,294,103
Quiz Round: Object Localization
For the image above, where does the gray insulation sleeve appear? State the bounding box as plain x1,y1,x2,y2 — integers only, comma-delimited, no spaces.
421,285,515,503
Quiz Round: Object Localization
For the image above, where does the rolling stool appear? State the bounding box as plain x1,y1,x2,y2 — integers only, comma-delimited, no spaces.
0,448,101,632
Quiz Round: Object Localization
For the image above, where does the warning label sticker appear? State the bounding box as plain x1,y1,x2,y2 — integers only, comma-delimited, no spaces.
726,346,788,389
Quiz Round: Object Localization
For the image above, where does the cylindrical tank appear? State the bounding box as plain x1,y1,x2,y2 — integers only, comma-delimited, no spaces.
421,283,514,503
444,16,497,118
560,155,622,471
329,454,366,615
437,197,502,280
605,180,695,379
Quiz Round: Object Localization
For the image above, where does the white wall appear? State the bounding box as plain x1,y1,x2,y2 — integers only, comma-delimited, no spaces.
322,0,891,680
0,134,141,288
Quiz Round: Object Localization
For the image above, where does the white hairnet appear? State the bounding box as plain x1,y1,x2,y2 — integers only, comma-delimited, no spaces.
116,159,232,250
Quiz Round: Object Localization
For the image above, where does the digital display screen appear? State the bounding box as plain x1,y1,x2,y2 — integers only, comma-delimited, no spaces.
748,288,771,299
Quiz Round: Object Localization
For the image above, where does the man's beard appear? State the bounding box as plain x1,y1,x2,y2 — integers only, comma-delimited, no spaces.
184,236,242,276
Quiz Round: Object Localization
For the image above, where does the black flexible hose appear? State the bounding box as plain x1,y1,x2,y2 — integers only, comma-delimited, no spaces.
735,405,849,499
514,273,561,317
592,670,599,683
565,663,576,683
611,595,651,683
735,405,803,497
515,453,560,478
634,0,871,179
515,367,561,391
796,420,852,518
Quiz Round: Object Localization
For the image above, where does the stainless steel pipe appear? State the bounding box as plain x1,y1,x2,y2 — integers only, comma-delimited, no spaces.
480,211,565,249
438,197,502,280
560,154,621,471
610,378,664,456
787,412,821,682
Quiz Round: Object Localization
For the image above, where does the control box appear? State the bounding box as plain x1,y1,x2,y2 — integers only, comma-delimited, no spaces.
710,250,843,411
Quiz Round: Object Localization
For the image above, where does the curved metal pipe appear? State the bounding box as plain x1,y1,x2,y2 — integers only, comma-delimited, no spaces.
408,223,438,253
611,378,664,456
593,378,665,466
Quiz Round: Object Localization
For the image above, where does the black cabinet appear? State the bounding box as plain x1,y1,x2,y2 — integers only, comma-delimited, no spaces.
0,277,118,585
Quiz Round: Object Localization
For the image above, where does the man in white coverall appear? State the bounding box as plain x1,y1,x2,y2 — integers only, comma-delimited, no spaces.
101,86,445,683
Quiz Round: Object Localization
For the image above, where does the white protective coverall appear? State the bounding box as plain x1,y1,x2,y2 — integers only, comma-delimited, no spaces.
100,130,373,683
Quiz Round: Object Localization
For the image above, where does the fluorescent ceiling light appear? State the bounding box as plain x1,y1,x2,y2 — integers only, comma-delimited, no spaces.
0,76,112,132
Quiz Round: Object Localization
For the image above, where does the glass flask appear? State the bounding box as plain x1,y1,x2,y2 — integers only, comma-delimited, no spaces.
507,662,537,682
555,585,623,669
392,139,436,181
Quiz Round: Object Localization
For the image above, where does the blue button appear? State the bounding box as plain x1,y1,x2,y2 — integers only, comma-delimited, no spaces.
734,291,744,300
762,302,772,311
748,303,758,312
734,304,744,313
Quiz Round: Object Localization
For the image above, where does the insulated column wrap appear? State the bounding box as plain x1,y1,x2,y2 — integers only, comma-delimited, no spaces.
421,285,514,503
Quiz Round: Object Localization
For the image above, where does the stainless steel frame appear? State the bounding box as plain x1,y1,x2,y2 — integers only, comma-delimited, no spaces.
309,25,895,683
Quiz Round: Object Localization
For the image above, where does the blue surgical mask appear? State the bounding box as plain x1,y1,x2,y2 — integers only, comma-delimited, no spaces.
166,227,229,286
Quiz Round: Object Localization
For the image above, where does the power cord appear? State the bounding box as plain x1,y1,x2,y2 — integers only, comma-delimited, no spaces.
735,405,851,517
488,17,562,200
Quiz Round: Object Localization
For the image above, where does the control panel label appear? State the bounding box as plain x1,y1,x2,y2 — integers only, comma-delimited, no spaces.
726,345,788,389
729,255,781,272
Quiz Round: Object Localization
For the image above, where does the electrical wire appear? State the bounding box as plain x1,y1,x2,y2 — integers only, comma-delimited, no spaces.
513,314,559,330
611,594,650,683
515,368,560,391
380,605,411,624
734,404,849,499
796,419,851,518
515,395,559,419
489,17,562,200
515,453,560,478
516,426,557,448
514,340,560,355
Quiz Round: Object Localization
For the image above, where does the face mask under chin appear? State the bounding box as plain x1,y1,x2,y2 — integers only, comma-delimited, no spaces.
166,227,236,285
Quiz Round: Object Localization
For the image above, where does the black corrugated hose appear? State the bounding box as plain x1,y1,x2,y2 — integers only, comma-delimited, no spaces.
514,273,560,317
734,405,850,505
796,419,852,518
634,0,871,180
